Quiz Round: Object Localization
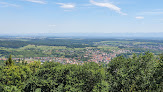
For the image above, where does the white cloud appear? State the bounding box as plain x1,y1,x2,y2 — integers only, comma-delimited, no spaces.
136,16,144,19
90,0,127,15
56,3,75,9
0,2,19,7
25,0,46,4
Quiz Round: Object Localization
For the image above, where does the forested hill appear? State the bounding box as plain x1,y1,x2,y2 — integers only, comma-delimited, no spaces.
0,52,162,92
0,38,100,48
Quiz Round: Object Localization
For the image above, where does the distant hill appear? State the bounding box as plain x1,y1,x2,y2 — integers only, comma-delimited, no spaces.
0,32,163,39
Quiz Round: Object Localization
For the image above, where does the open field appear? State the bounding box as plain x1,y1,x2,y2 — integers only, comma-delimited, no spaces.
0,37,162,61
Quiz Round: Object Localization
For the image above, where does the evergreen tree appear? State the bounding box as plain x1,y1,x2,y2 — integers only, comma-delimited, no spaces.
5,55,14,66
8,55,12,65
22,59,25,65
5,61,9,66
25,61,28,65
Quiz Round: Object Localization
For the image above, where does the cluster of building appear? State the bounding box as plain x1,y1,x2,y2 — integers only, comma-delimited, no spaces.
8,49,131,64
0,48,131,65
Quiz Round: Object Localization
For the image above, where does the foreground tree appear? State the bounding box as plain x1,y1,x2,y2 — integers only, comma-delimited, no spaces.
0,53,162,92
5,55,14,66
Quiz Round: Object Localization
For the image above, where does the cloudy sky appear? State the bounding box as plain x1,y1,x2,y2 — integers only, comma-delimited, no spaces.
0,0,163,33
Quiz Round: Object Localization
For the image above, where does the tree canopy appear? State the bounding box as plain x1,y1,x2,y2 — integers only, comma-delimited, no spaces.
0,53,162,92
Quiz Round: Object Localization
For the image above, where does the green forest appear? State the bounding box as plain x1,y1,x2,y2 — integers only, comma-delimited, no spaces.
0,52,162,92
1,38,163,58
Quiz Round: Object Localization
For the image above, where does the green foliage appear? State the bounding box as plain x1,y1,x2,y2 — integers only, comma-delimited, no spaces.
106,52,163,92
2,86,21,92
28,61,41,73
0,38,98,49
5,55,14,66
0,65,32,89
0,53,162,92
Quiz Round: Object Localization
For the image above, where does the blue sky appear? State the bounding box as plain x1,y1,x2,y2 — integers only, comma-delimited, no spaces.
0,0,163,34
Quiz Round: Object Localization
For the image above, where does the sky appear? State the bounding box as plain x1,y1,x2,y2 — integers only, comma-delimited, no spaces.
0,0,163,34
